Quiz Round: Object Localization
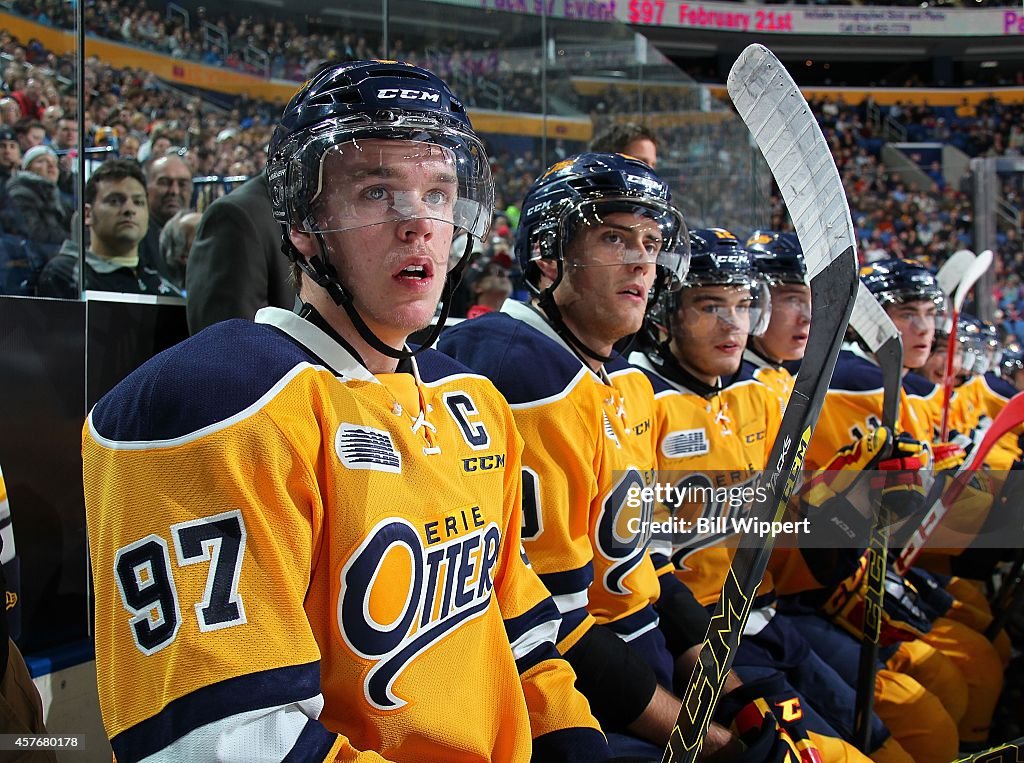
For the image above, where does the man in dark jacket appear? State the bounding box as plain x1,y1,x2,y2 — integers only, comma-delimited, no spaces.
36,160,175,299
184,171,295,333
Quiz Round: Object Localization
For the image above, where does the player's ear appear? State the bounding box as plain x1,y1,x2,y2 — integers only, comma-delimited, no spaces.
535,257,558,286
288,224,317,261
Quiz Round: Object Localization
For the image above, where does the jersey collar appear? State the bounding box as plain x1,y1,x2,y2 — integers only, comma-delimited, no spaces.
256,306,381,383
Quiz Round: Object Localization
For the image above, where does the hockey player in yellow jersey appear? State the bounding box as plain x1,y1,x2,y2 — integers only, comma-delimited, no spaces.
440,156,819,762
83,61,611,763
796,258,1004,752
631,228,946,763
742,231,810,411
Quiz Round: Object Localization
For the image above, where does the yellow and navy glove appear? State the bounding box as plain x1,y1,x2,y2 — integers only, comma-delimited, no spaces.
820,553,932,645
715,674,822,763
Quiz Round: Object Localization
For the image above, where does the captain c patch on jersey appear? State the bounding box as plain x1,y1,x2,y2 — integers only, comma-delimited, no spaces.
337,516,501,711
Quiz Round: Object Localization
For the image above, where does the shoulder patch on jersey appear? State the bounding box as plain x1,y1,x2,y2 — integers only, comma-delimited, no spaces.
336,424,402,473
90,320,318,443
902,371,937,397
437,312,588,405
829,350,884,393
661,428,709,457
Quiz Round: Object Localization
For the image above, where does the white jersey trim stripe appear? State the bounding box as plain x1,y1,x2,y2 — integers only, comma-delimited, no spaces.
551,590,589,615
509,617,559,661
139,695,326,763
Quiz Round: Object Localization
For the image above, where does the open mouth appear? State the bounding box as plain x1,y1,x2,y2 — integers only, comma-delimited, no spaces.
618,284,645,299
394,259,435,282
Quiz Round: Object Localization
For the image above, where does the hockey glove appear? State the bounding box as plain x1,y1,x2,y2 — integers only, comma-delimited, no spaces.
820,553,931,645
715,673,821,763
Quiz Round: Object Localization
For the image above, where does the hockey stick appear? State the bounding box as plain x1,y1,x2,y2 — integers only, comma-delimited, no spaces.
953,737,1024,762
894,389,1024,576
940,249,993,440
848,283,904,752
985,549,1024,640
663,44,859,763
936,249,976,300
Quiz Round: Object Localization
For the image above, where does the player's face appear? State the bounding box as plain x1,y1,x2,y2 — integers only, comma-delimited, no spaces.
671,285,752,384
919,345,949,385
304,139,459,347
886,300,937,370
758,283,810,362
85,177,149,252
555,211,661,350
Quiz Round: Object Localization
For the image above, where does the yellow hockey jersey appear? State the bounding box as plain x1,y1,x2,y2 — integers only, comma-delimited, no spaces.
84,307,606,763
438,300,662,649
950,373,1022,470
630,351,783,608
805,346,933,471
741,348,795,418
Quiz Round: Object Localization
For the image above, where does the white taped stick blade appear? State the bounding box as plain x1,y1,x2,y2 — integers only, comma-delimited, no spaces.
850,282,900,354
936,249,975,298
727,44,856,281
953,249,993,311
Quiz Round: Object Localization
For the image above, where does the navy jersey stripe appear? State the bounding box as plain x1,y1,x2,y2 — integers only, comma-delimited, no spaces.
603,604,658,639
556,607,590,645
504,597,560,644
110,661,322,761
538,562,593,597
902,371,937,397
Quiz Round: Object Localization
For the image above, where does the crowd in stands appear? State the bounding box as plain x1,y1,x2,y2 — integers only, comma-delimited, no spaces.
0,0,1022,332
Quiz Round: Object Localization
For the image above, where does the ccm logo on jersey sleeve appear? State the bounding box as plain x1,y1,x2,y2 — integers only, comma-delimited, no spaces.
338,517,501,710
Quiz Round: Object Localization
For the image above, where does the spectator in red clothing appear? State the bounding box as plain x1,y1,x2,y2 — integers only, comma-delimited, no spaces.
10,76,45,121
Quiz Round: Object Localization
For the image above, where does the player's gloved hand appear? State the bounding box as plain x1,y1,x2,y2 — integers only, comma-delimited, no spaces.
931,430,974,473
803,427,894,505
872,432,927,522
714,673,819,763
820,553,931,645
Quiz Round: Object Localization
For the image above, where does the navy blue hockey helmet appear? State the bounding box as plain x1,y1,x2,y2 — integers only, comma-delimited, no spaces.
860,258,946,310
746,230,807,286
514,152,690,297
647,227,771,340
999,342,1024,380
268,59,493,270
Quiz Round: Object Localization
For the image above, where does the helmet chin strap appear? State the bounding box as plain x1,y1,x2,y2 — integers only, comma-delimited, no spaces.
533,260,617,366
283,228,469,361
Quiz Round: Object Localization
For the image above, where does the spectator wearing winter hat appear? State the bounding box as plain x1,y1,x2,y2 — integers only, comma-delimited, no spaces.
0,125,21,188
3,144,72,245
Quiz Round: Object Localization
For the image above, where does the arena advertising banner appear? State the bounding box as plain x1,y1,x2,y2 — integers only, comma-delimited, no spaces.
473,0,1024,37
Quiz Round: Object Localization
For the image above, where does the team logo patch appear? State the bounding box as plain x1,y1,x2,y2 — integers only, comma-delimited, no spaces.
338,517,501,710
336,424,401,473
662,428,709,457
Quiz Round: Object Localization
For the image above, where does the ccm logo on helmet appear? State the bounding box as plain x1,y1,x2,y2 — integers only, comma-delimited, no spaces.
376,88,441,102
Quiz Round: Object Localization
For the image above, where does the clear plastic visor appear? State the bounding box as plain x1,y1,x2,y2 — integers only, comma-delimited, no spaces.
879,291,947,333
556,198,690,290
306,136,492,271
675,279,772,337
